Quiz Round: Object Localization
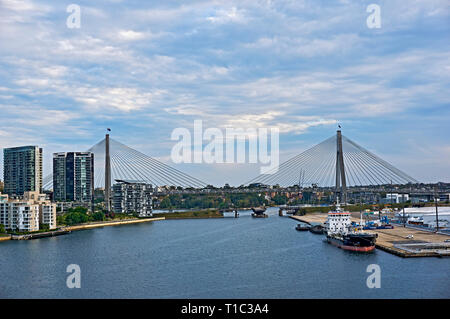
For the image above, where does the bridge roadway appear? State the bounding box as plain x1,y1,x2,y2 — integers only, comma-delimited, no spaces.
154,186,450,196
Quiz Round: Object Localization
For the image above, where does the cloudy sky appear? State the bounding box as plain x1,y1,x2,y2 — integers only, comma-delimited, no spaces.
0,0,449,186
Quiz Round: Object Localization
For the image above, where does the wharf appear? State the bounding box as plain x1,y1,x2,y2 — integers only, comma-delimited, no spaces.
11,229,70,240
290,214,450,258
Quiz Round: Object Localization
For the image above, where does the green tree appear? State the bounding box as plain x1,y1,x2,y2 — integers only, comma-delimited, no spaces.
0,224,5,234
92,211,105,221
64,211,89,225
68,206,88,214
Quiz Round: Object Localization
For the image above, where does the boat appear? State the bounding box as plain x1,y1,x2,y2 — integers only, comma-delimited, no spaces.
407,216,424,225
295,224,310,231
325,198,377,252
251,207,268,218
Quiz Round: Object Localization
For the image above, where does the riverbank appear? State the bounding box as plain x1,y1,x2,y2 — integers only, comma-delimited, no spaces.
65,217,165,231
0,217,166,242
153,209,223,219
0,234,11,242
290,214,450,258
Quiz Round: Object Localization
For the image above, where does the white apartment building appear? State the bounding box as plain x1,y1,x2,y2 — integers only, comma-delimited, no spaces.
113,180,153,217
0,191,56,232
383,193,410,204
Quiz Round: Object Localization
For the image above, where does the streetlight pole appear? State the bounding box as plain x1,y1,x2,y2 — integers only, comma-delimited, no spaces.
402,193,406,228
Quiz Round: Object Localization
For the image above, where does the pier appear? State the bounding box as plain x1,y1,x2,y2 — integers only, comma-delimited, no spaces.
290,214,450,257
10,229,70,240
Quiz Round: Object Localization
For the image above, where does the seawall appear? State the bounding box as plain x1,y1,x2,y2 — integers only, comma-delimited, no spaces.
65,217,165,231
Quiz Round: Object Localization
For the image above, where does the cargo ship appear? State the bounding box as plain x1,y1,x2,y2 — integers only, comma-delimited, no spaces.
326,199,377,252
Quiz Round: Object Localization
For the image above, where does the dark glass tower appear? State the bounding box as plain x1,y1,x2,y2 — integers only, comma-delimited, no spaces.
3,146,42,195
53,152,94,203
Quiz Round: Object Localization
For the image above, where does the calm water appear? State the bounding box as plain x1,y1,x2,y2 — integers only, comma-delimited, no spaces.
1,207,449,299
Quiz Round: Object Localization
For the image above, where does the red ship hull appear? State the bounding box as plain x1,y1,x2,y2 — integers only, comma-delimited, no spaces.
340,245,375,252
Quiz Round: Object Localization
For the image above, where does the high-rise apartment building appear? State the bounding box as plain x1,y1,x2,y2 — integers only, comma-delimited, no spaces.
113,180,153,217
53,152,94,203
3,146,42,196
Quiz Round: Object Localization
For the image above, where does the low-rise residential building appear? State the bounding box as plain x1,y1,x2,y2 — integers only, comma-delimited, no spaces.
113,180,153,217
0,191,56,232
381,193,410,204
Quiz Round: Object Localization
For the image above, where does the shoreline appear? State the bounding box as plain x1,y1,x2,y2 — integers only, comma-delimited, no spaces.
0,235,11,242
153,209,223,219
65,217,166,231
156,216,223,220
0,217,166,242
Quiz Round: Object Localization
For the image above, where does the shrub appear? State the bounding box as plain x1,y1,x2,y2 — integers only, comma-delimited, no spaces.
92,211,105,221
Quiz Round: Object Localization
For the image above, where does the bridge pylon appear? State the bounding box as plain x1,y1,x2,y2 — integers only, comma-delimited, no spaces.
335,129,347,204
105,133,111,212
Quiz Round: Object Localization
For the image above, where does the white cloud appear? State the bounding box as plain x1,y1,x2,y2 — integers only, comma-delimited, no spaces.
0,0,449,184
206,7,246,24
245,33,362,58
117,30,148,41
72,87,165,112
1,0,39,12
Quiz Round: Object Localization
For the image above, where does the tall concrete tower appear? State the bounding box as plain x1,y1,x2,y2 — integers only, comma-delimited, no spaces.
105,133,111,212
335,130,347,204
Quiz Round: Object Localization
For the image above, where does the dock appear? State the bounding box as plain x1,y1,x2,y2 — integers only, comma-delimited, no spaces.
11,229,70,240
290,214,450,257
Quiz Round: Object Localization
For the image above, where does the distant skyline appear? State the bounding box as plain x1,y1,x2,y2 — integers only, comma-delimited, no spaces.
0,0,449,186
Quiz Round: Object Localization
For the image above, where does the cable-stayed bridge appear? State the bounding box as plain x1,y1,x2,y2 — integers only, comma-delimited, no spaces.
43,137,207,190
43,129,418,203
247,131,417,187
